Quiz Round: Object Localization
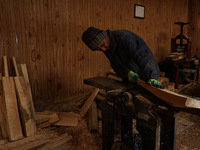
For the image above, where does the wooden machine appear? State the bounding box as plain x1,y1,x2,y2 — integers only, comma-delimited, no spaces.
161,22,199,89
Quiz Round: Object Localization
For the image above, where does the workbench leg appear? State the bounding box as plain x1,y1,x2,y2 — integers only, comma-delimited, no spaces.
160,112,176,150
102,100,114,150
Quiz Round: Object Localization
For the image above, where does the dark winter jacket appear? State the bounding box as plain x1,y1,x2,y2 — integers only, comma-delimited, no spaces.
104,30,160,82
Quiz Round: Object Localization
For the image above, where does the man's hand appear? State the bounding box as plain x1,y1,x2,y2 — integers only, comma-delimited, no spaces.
128,71,139,83
147,79,164,89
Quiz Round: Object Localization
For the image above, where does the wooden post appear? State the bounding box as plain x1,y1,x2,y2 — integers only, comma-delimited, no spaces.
80,88,99,117
88,101,98,132
0,73,8,138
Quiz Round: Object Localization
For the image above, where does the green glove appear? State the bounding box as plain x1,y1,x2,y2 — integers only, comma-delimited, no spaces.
147,79,164,89
128,71,139,83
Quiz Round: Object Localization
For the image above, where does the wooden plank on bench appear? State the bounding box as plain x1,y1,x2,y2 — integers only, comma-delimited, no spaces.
137,79,200,109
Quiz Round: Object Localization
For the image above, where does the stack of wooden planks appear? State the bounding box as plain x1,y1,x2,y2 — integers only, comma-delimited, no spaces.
0,56,36,142
0,56,75,149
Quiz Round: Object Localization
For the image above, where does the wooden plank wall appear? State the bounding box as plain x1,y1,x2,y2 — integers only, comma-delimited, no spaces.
0,0,192,107
188,0,200,56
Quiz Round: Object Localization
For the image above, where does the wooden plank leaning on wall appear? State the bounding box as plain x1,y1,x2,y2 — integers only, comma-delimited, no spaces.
2,56,23,141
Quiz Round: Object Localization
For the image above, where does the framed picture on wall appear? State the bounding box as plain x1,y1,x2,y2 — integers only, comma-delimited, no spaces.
134,4,145,19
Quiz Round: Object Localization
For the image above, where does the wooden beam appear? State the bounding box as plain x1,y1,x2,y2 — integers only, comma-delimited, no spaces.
88,101,98,132
2,56,23,141
12,57,36,137
12,57,20,76
3,56,9,77
53,112,79,127
35,114,50,125
37,113,59,129
0,73,8,138
14,77,37,136
53,116,78,127
137,79,200,109
20,64,36,119
80,88,99,117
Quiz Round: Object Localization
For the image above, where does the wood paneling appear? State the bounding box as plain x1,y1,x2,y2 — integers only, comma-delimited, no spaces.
0,0,196,107
188,0,200,56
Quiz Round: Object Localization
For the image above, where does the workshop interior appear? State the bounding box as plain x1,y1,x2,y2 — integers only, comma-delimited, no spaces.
0,0,200,150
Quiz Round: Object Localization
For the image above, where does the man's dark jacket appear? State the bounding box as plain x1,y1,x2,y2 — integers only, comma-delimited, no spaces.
104,30,160,82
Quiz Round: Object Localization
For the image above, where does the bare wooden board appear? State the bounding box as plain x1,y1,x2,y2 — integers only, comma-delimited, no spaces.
88,101,98,132
12,57,36,137
38,133,72,150
2,77,23,141
14,77,37,136
35,114,50,124
137,79,200,109
53,116,78,127
37,113,59,129
0,73,8,138
55,112,81,120
80,88,99,117
2,56,23,141
20,64,36,119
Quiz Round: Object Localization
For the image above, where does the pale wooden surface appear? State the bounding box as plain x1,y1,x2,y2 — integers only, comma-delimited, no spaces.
3,56,9,77
35,114,50,125
12,57,36,137
14,77,37,136
2,77,23,141
0,73,8,138
2,56,23,141
12,57,20,76
21,64,36,119
53,116,78,127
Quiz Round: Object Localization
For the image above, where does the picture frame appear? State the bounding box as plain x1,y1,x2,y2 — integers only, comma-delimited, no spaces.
134,4,145,19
